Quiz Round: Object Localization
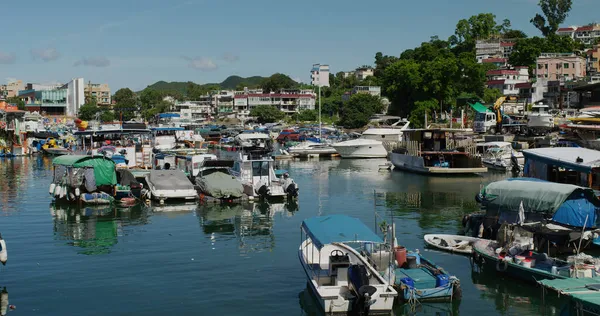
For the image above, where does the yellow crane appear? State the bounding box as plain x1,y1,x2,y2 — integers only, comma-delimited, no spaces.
492,96,507,134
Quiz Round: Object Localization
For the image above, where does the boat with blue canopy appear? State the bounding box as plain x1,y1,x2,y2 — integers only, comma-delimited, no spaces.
299,215,397,315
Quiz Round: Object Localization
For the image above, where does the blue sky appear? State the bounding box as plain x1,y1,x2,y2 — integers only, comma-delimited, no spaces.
1,0,599,91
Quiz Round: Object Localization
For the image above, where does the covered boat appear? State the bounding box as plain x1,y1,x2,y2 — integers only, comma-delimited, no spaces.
50,155,122,204
468,178,600,254
195,160,243,200
299,215,397,314
144,169,197,202
231,151,298,200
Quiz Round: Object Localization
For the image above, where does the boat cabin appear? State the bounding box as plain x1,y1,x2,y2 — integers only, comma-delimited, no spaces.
231,152,277,187
523,147,600,191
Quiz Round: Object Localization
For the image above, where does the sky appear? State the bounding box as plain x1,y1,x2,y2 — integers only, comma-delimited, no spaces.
1,0,600,92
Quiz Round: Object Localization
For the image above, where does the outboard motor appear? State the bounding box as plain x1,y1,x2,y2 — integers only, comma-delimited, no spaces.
285,181,299,198
511,154,521,175
256,185,270,199
348,264,377,316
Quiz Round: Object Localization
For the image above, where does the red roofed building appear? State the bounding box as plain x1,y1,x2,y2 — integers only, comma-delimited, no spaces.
232,88,316,118
556,24,600,45
482,57,507,67
485,67,529,95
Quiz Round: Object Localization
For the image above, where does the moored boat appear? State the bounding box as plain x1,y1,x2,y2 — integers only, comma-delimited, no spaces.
144,169,197,203
423,234,483,254
299,215,397,315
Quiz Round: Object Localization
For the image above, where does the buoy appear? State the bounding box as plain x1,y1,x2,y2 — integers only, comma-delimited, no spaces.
49,183,56,195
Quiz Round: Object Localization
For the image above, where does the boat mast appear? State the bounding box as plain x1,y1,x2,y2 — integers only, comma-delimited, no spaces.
318,84,321,141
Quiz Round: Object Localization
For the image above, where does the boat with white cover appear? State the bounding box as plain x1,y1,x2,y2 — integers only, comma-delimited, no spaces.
480,141,524,172
527,103,554,135
299,215,397,315
144,169,197,202
333,120,410,158
288,140,337,157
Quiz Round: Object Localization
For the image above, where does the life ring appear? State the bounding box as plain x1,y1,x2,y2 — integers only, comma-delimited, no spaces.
496,259,508,272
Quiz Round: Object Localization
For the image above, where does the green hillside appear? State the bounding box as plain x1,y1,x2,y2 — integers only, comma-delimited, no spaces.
144,75,267,94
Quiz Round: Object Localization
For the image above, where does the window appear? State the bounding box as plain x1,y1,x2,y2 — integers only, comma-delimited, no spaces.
545,64,548,69
564,63,569,69
538,64,543,69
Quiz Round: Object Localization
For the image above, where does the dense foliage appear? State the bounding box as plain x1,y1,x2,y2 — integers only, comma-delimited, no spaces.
339,94,384,129
112,88,138,121
250,105,285,123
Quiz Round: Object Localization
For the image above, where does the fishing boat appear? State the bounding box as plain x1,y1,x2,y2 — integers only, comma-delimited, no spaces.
143,169,197,203
49,155,129,204
393,248,462,302
389,128,487,175
298,215,397,315
472,239,578,282
230,150,298,200
467,178,600,255
423,234,482,254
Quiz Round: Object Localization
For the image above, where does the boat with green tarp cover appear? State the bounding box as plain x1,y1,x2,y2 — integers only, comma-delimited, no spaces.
49,155,128,205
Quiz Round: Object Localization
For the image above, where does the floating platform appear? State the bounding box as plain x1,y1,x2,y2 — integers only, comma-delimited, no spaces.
539,277,600,314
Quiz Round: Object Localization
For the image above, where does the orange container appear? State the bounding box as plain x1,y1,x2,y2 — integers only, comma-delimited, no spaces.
394,246,407,268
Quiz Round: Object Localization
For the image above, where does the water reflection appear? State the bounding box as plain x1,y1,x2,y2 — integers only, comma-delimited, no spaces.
149,201,198,217
470,270,561,315
50,203,149,255
0,287,7,316
197,201,297,254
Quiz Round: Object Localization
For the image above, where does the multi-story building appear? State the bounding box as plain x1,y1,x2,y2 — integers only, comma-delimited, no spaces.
557,24,600,46
24,82,63,91
215,90,234,114
587,46,600,75
354,67,374,81
475,39,516,64
173,101,213,121
535,53,586,82
0,80,24,98
19,78,84,116
233,89,316,118
485,67,530,96
84,82,111,106
482,57,508,68
310,64,330,87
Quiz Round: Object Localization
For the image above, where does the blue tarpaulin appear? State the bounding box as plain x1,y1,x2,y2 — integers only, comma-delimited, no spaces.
158,113,180,118
301,215,383,250
552,191,599,228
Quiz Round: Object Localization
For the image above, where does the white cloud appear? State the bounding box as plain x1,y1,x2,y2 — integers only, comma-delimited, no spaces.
74,57,111,67
182,56,218,71
221,53,240,63
30,47,60,62
0,51,16,64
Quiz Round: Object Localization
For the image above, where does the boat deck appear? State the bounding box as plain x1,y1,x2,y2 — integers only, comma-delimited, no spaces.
395,267,437,288
539,277,600,310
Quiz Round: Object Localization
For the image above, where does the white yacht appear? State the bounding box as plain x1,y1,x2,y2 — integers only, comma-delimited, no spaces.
234,132,272,149
527,103,554,135
333,120,410,158
480,141,524,172
287,140,337,157
299,215,397,314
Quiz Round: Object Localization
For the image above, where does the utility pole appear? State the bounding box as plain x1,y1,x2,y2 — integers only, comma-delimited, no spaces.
318,84,321,140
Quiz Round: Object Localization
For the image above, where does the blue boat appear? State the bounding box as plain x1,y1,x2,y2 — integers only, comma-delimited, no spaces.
393,250,462,302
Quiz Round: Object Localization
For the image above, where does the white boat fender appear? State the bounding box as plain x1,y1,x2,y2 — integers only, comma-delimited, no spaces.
59,186,66,199
75,188,80,197
54,186,61,198
0,234,7,265
49,183,56,195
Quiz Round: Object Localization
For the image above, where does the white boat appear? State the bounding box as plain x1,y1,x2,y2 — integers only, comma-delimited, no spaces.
333,121,410,158
234,132,272,149
299,215,397,314
423,234,483,255
288,140,337,157
230,150,298,200
144,169,197,202
527,103,554,135
480,141,524,172
0,233,6,265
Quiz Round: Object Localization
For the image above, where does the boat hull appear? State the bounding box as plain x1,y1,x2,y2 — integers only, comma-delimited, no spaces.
423,234,482,255
332,143,388,158
390,152,487,175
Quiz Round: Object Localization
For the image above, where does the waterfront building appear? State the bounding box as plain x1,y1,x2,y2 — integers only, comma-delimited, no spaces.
310,64,330,87
19,78,84,116
84,82,111,106
485,67,529,95
233,89,316,118
535,53,586,82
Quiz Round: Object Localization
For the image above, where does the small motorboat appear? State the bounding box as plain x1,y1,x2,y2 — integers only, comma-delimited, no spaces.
144,169,197,203
424,234,482,254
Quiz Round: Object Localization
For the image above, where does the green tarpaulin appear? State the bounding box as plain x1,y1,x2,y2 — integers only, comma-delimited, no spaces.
53,155,117,186
469,102,492,113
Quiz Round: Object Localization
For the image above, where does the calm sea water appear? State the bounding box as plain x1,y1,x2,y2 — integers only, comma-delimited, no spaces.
0,156,566,315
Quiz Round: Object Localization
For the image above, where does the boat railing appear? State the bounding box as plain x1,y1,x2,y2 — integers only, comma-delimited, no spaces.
385,141,420,156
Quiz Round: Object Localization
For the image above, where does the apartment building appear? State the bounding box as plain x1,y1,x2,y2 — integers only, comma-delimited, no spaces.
535,53,586,82
310,64,330,87
557,24,600,45
0,80,24,98
84,83,111,106
343,67,375,81
475,39,516,64
587,46,600,75
486,67,530,95
233,89,316,117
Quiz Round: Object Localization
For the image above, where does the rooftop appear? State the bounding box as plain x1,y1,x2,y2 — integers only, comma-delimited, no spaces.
523,147,600,172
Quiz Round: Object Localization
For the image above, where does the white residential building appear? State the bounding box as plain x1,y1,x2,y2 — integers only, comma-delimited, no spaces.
66,78,85,116
233,89,316,117
475,39,516,64
310,64,330,87
557,24,600,46
486,67,529,95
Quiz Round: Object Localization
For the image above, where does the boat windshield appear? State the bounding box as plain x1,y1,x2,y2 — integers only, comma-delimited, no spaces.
252,161,269,176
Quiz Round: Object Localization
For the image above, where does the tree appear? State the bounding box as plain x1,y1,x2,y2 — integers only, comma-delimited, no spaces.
374,52,399,78
100,110,116,122
77,103,100,120
483,88,504,104
113,88,138,121
5,97,25,111
509,35,576,70
339,94,384,129
531,0,573,37
409,99,438,128
260,73,297,93
503,29,528,39
250,105,284,123
296,109,317,122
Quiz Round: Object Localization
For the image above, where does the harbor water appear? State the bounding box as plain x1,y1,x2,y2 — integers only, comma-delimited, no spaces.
0,156,565,315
